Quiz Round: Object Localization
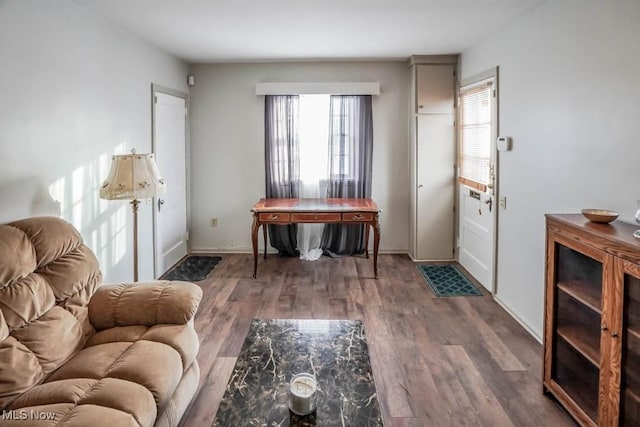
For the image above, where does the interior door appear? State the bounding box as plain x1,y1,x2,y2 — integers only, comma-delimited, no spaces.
457,73,497,292
417,114,455,259
153,89,188,277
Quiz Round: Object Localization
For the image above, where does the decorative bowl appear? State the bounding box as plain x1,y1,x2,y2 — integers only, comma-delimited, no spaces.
581,209,619,224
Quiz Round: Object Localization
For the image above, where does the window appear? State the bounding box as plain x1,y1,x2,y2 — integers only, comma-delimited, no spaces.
330,109,350,178
271,96,299,182
298,95,329,185
458,78,495,192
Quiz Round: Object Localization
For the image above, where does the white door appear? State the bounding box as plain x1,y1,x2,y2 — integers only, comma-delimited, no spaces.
153,90,188,277
458,187,495,290
457,73,497,292
417,114,455,259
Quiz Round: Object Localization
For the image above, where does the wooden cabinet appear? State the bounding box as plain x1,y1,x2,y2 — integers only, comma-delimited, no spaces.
544,214,640,426
416,65,455,114
408,56,457,261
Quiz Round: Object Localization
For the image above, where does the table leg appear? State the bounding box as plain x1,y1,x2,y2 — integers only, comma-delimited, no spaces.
373,214,380,279
263,224,268,259
364,223,370,259
251,214,260,279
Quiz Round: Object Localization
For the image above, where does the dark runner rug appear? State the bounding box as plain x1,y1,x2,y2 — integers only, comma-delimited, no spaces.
161,255,221,282
417,264,483,297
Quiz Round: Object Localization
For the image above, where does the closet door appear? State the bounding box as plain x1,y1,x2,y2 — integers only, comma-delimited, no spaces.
415,64,455,260
416,114,455,259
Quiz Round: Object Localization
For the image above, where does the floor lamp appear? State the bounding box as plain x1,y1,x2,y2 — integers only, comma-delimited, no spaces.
100,149,166,282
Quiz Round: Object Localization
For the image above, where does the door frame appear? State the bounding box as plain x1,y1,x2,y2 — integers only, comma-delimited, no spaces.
151,83,190,278
455,66,499,294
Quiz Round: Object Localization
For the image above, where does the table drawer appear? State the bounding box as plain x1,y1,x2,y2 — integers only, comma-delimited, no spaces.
291,213,341,222
259,213,290,223
343,212,374,222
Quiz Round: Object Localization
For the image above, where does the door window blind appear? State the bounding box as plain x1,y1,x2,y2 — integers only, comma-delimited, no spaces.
458,79,493,192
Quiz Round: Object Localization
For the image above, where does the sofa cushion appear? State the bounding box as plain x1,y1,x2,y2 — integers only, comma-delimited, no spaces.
0,337,44,408
9,379,96,408
0,218,101,408
46,340,183,409
10,306,85,375
0,310,8,341
9,217,83,269
89,282,202,330
0,274,55,331
0,225,36,288
86,324,200,372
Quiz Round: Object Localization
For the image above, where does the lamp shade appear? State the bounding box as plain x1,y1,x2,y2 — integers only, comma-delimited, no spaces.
100,151,166,200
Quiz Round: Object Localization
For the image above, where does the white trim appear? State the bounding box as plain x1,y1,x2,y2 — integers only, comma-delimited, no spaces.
190,248,407,255
409,255,456,262
255,82,381,96
460,67,498,87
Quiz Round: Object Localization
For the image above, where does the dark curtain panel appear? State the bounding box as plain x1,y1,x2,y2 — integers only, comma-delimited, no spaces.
321,95,373,255
265,95,300,256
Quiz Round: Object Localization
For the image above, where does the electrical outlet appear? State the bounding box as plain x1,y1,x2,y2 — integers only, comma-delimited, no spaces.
211,217,218,227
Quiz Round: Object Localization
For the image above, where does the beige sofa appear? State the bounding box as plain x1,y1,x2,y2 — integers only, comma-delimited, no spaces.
0,217,202,426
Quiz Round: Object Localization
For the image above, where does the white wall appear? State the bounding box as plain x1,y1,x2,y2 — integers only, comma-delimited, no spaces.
461,0,640,339
0,0,188,282
188,62,409,253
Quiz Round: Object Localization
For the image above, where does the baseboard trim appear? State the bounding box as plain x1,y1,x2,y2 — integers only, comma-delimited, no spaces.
493,295,542,344
409,256,456,262
189,248,409,255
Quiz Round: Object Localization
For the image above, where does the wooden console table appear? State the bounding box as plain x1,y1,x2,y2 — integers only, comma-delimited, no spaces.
250,198,381,279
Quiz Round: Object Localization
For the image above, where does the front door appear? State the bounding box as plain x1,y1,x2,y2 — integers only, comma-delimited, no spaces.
458,186,495,291
457,72,498,293
152,87,188,278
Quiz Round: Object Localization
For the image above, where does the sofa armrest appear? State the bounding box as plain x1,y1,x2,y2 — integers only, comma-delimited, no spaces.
88,281,203,330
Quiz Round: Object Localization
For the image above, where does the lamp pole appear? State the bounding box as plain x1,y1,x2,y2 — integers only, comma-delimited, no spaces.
131,199,140,282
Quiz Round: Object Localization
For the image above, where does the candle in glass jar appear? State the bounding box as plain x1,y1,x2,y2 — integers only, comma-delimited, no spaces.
289,373,317,415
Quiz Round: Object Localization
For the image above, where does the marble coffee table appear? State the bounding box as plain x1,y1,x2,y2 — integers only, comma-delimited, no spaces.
213,319,384,426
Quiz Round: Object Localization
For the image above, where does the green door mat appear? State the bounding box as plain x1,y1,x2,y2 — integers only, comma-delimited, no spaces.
417,264,483,297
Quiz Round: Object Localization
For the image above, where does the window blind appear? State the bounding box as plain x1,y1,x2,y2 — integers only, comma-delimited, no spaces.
458,79,493,192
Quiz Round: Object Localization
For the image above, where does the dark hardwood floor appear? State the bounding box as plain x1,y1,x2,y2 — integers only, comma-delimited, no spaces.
178,254,574,427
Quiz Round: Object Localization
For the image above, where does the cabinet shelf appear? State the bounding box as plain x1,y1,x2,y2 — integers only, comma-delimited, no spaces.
623,388,640,424
625,388,640,406
557,327,600,367
557,280,602,314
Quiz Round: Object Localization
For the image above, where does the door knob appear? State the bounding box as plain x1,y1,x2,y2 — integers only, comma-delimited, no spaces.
158,198,165,212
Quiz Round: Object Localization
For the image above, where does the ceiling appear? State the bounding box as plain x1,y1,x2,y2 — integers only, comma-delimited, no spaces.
73,0,547,63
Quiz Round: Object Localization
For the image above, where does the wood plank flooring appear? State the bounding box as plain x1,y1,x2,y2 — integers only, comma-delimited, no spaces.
178,254,575,426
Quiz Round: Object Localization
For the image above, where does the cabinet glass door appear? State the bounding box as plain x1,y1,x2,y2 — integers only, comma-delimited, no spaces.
621,263,640,425
552,243,604,423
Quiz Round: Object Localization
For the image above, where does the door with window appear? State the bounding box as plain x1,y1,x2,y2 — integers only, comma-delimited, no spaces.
457,72,498,292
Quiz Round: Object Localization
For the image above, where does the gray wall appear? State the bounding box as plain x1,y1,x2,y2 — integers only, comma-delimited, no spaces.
188,62,409,253
0,0,188,282
460,0,640,339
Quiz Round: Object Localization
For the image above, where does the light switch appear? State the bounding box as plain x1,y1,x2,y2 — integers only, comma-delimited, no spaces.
499,197,507,209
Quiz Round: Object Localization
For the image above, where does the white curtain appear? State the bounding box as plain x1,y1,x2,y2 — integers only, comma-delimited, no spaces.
297,95,330,261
